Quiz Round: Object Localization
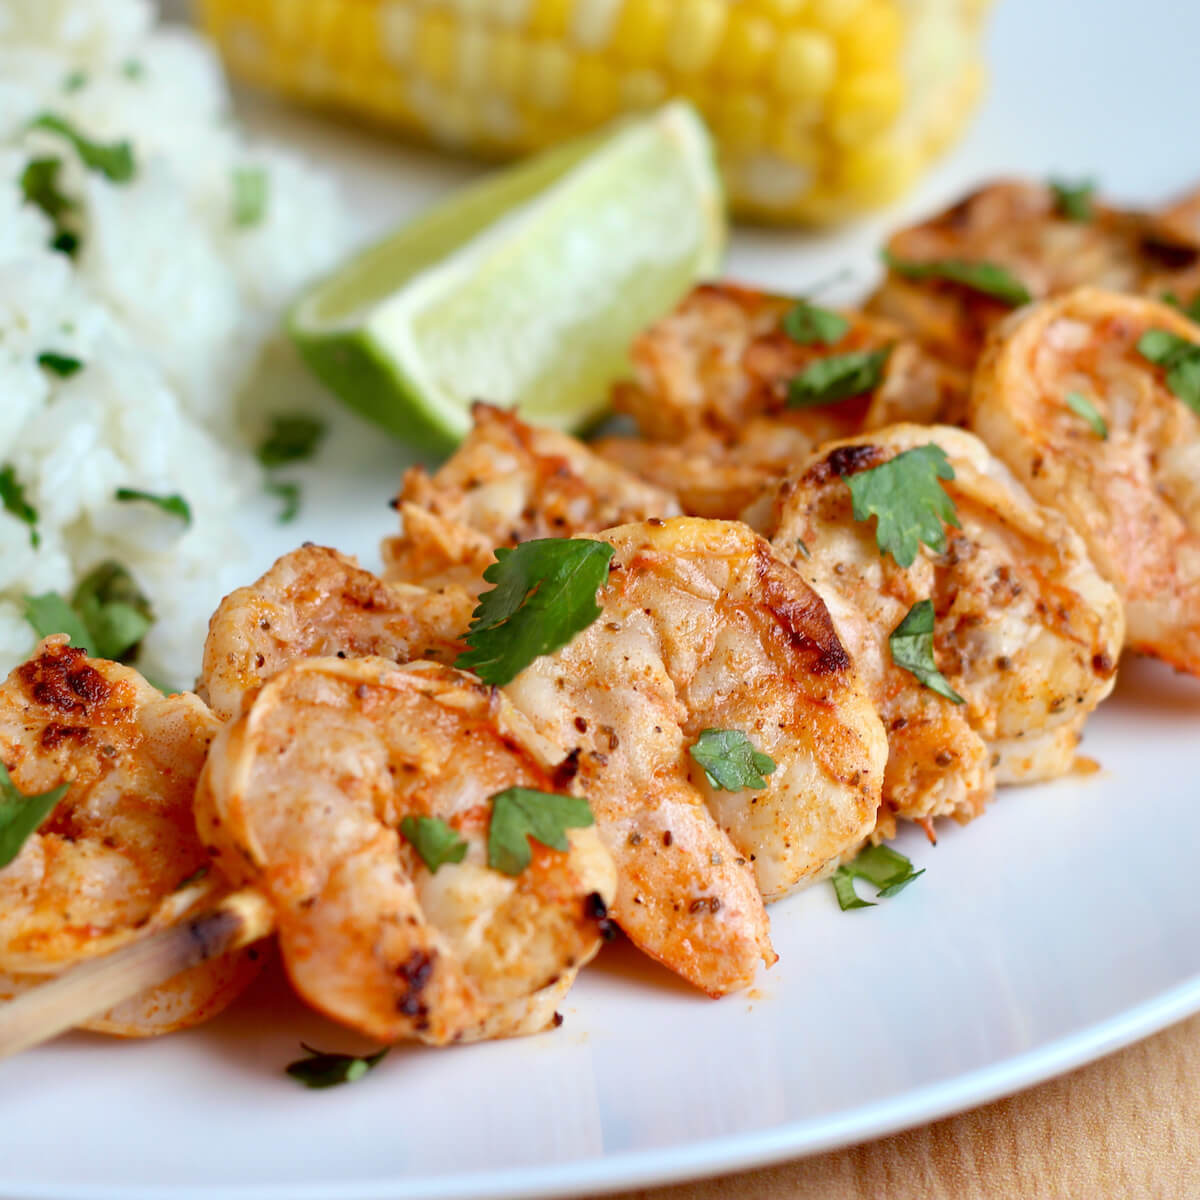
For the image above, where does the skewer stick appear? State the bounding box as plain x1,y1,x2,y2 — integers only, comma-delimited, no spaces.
0,888,275,1060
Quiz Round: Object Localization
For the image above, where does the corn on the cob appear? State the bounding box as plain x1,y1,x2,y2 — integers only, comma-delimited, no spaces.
197,0,989,224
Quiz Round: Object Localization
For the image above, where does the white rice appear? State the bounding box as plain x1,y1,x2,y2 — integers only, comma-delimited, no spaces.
0,0,355,686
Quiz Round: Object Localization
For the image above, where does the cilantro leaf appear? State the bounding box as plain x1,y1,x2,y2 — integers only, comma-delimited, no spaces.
286,1043,389,1090
1137,328,1200,414
72,561,153,661
37,351,83,377
121,59,145,81
114,487,191,526
487,787,594,877
52,230,78,256
256,413,326,468
0,763,69,870
782,300,849,346
232,166,268,228
889,599,964,704
831,843,924,910
456,538,613,686
0,464,40,548
788,347,890,408
843,444,960,568
62,71,87,93
1162,291,1200,323
30,113,135,183
266,479,301,523
1065,391,1108,439
23,593,92,653
20,157,77,254
399,815,468,873
1050,178,1095,222
882,250,1031,306
689,729,777,791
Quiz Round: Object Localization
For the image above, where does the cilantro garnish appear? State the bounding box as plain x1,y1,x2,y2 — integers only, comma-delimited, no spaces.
456,538,613,686
1050,178,1095,222
1065,391,1108,439
36,351,83,377
689,729,777,791
114,488,191,526
399,815,468,873
256,413,326,468
889,599,964,704
0,763,69,870
232,166,268,228
121,59,145,81
29,113,135,183
782,300,848,346
266,480,301,524
1162,291,1200,323
787,347,890,408
487,787,594,877
62,71,87,93
843,444,960,568
52,231,78,256
0,465,40,548
286,1043,389,1090
24,561,153,662
831,844,924,911
882,250,1031,306
1137,328,1200,414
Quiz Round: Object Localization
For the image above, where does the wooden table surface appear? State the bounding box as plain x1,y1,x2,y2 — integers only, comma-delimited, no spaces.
582,1011,1200,1199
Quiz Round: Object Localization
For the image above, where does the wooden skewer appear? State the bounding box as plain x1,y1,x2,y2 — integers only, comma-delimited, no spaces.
0,888,276,1061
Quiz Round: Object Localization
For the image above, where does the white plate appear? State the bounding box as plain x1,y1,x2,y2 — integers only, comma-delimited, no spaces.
6,1,1200,1197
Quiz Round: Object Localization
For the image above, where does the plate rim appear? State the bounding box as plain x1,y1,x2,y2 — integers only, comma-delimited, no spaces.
9,969,1200,1200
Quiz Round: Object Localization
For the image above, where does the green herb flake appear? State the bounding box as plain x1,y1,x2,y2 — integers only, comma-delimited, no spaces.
487,787,594,877
256,413,326,469
20,156,72,220
114,487,191,526
121,59,145,81
232,165,269,228
1137,328,1200,414
174,865,210,891
689,729,777,792
22,593,92,653
29,113,135,183
286,1043,389,1090
882,250,1031,306
266,480,301,524
456,538,614,686
781,300,849,346
1050,178,1095,222
843,443,960,568
787,347,890,408
0,763,69,870
889,598,964,704
399,815,469,874
831,843,924,910
1065,391,1108,439
0,465,40,548
37,351,83,377
71,561,153,662
1161,291,1200,323
52,230,78,256
62,70,87,93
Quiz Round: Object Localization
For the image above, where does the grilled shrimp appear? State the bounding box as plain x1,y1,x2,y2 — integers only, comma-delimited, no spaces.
196,657,616,1045
503,518,887,996
383,404,680,592
758,425,1124,834
200,544,474,721
970,288,1200,675
868,179,1200,372
0,638,256,1036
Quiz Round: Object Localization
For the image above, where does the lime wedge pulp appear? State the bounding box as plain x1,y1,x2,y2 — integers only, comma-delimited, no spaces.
288,102,725,454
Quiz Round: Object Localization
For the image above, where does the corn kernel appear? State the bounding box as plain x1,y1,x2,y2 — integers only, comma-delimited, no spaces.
415,10,457,86
493,0,535,27
573,55,620,121
378,3,415,68
766,107,821,163
666,0,726,75
838,136,919,205
530,0,572,37
619,68,668,110
752,0,808,20
456,23,490,90
488,29,526,94
837,0,903,70
611,0,671,67
807,0,866,28
527,41,572,109
570,0,624,50
713,91,768,151
714,12,773,84
770,30,836,100
828,70,903,142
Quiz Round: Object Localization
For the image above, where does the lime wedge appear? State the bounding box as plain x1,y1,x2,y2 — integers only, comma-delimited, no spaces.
288,102,724,453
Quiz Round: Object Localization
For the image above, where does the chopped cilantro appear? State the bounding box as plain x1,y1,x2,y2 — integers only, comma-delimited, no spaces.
19,157,77,253
1162,291,1200,323
266,480,301,524
286,1043,389,1089
782,300,848,346
882,250,1031,306
832,844,924,911
1050,178,1095,222
121,59,145,81
399,815,469,873
689,729,777,791
22,593,92,653
29,113,135,183
889,599,964,704
232,166,268,228
843,444,960,568
0,465,40,548
1138,328,1200,413
37,351,83,377
456,538,614,686
487,787,595,877
114,488,191,526
1065,391,1108,439
787,347,890,408
62,71,87,93
256,413,326,468
71,561,153,661
0,763,69,870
